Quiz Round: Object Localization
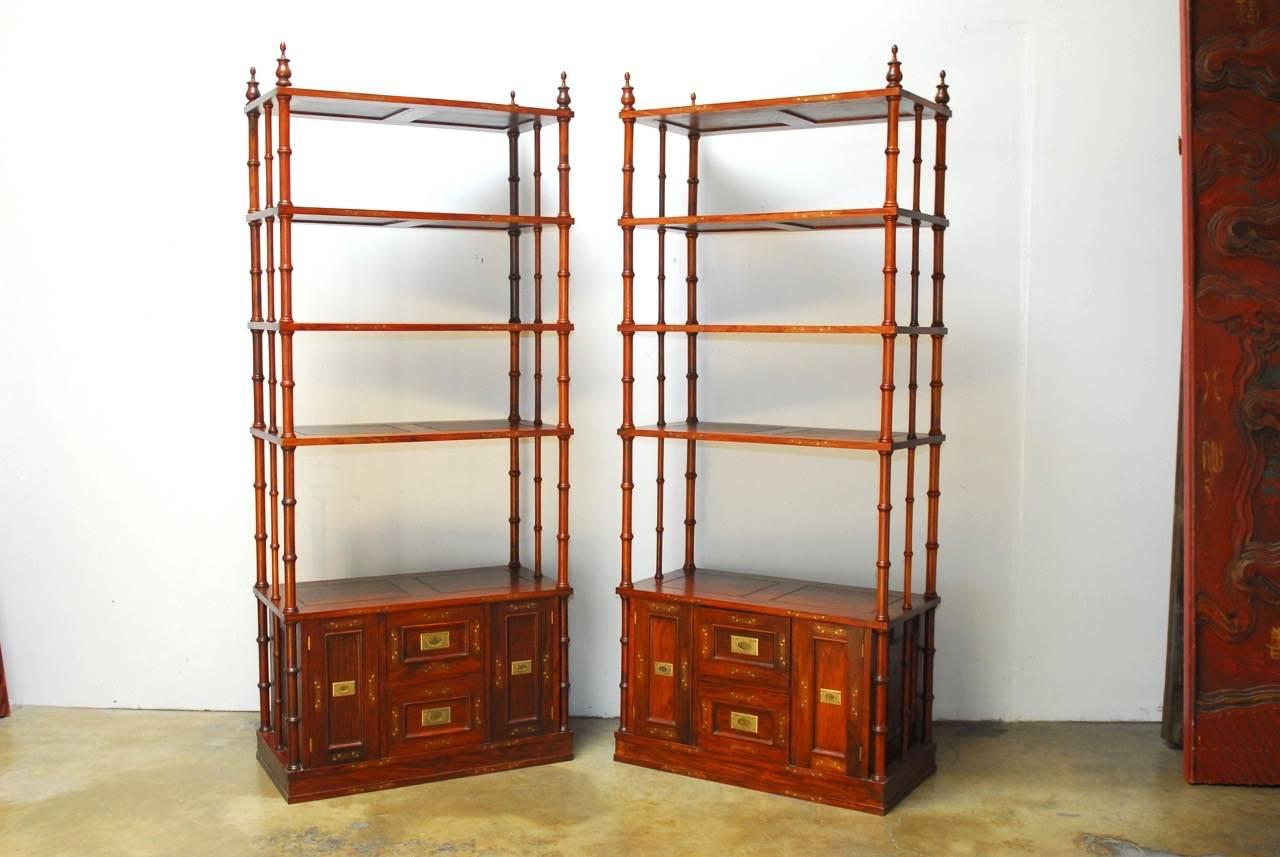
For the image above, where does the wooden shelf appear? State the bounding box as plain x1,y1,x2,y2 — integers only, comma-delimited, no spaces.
246,88,564,132
621,420,943,451
248,322,572,333
620,208,946,233
620,323,947,336
247,205,570,230
623,88,949,136
624,568,935,627
252,418,568,448
256,565,565,619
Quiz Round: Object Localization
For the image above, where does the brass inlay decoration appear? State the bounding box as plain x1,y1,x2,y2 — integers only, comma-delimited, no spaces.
331,680,355,697
511,659,533,675
819,688,842,705
420,630,451,651
730,634,759,656
654,661,674,677
421,706,452,727
729,711,759,734
1269,626,1280,660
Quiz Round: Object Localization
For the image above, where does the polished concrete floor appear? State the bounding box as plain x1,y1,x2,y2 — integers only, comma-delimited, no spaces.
0,709,1276,857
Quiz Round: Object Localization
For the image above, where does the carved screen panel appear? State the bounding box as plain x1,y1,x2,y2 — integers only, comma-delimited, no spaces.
1183,0,1280,784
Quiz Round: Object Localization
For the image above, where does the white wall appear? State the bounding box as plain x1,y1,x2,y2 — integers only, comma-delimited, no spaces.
0,0,1180,720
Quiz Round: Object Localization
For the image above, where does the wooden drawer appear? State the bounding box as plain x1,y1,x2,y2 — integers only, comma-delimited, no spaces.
695,680,789,764
385,674,486,758
386,605,484,685
695,607,790,690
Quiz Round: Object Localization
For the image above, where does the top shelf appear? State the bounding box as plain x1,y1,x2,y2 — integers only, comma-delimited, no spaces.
622,88,949,136
246,88,566,133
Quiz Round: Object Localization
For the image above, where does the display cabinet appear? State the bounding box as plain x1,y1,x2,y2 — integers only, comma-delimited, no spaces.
613,48,951,814
242,45,574,802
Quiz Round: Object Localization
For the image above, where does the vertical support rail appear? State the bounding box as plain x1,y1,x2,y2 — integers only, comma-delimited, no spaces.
903,102,924,613
618,73,636,734
533,121,544,578
923,70,949,745
246,69,271,735
264,98,280,606
655,123,668,580
507,115,522,571
684,118,700,571
273,43,301,772
873,45,904,785
555,73,572,731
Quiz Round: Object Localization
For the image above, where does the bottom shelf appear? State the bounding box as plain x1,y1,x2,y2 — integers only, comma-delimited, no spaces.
626,567,933,627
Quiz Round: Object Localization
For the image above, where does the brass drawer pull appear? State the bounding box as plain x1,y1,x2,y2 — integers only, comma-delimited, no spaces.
420,630,450,651
331,680,355,697
421,706,452,727
729,634,759,656
819,688,842,705
729,711,759,734
510,659,533,675
654,661,674,677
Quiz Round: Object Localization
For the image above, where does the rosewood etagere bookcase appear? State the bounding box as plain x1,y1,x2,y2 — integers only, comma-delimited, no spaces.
614,48,951,814
242,45,573,802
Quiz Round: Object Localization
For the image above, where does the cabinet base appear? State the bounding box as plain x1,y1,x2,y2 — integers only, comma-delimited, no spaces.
257,729,574,803
614,731,934,814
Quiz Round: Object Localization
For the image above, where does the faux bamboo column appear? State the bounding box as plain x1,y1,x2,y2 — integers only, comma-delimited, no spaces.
245,68,271,735
508,113,522,571
923,70,950,744
617,73,636,734
555,73,572,731
684,112,700,571
273,43,301,772
533,120,544,579
655,122,668,579
872,46,903,785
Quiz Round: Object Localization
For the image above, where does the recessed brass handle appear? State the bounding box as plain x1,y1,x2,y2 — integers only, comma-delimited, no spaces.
729,634,759,656
729,711,759,734
331,680,355,697
654,661,674,677
421,706,451,727
420,630,450,651
819,688,842,705
511,659,533,675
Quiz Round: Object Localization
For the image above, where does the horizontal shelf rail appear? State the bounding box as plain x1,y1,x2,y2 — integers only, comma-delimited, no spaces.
619,323,946,335
251,418,571,448
622,88,949,135
246,205,572,230
248,321,573,333
619,207,947,233
620,420,944,451
245,87,566,132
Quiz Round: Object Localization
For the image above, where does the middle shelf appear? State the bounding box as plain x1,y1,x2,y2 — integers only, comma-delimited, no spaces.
620,207,947,233
252,418,570,448
247,204,571,230
620,420,943,451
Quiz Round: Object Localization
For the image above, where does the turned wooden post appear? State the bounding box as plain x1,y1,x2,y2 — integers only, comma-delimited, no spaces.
246,67,271,735
617,73,636,734
923,70,949,744
533,120,544,578
903,102,924,613
508,114,522,571
555,72,572,731
684,111,700,571
655,122,668,579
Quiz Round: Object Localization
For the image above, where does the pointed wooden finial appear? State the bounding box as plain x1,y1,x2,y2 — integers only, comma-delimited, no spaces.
886,45,902,86
557,71,570,108
690,92,697,105
245,67,260,103
935,70,949,104
276,42,292,87
510,90,517,105
621,72,635,108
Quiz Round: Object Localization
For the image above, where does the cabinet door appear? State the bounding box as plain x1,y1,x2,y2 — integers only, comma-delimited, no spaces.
303,615,380,767
791,621,866,777
629,599,692,743
490,599,556,739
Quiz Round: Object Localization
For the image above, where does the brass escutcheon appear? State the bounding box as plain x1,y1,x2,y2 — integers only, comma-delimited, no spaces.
819,688,842,705
511,659,533,675
421,706,451,727
729,634,759,656
654,661,674,677
331,680,355,697
729,711,759,734
420,630,451,651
